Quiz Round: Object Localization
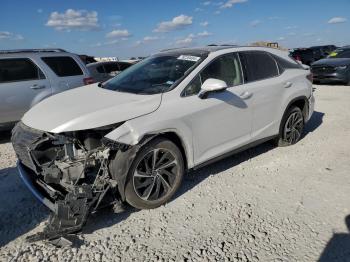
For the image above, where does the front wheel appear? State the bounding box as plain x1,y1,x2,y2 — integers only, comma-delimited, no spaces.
275,106,304,147
124,137,184,209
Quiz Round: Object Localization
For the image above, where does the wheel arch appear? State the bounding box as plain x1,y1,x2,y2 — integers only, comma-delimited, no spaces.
108,130,191,202
282,96,309,124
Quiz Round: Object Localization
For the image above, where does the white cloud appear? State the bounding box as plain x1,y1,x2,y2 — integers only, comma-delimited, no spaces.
213,2,224,6
203,1,211,5
250,20,261,27
195,7,203,12
143,36,159,42
220,0,248,9
200,21,209,27
153,14,193,33
197,31,212,37
0,31,24,40
214,10,221,15
46,9,99,31
285,25,297,30
91,39,121,47
277,37,285,41
176,36,193,46
106,29,131,38
175,31,212,46
37,9,43,14
328,17,347,24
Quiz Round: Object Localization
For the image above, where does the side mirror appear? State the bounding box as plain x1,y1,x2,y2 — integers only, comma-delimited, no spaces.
198,78,228,99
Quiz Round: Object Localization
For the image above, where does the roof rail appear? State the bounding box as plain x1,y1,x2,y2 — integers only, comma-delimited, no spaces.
0,48,67,54
207,44,239,47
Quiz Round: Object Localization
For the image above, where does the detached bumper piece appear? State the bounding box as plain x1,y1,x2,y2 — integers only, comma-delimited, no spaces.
25,184,94,246
19,161,115,246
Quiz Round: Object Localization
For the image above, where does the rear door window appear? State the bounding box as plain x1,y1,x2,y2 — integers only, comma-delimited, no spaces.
239,51,279,82
0,58,45,83
41,56,83,77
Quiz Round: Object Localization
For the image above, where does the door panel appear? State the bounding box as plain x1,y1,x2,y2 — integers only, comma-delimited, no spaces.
0,79,51,124
239,51,285,140
181,52,253,165
244,78,284,139
184,86,253,165
0,58,51,124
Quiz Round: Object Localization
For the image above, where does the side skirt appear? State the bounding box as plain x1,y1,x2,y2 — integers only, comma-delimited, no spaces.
191,135,278,171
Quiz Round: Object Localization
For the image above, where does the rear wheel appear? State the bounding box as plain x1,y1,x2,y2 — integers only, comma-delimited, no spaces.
124,137,184,209
275,106,304,147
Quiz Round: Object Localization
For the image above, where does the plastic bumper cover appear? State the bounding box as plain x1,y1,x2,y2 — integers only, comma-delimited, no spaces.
17,161,57,213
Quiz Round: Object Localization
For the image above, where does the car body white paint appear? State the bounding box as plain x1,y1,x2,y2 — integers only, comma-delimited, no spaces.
21,46,314,169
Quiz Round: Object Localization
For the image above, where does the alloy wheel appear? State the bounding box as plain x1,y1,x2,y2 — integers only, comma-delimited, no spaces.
133,148,178,201
283,111,303,144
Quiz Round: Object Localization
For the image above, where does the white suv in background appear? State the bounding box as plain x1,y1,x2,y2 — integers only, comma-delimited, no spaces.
0,49,94,129
12,46,314,239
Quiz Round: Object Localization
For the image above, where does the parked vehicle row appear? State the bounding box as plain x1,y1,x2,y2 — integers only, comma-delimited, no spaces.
87,61,133,82
0,49,94,129
289,45,337,66
0,49,136,130
11,45,315,240
311,47,350,85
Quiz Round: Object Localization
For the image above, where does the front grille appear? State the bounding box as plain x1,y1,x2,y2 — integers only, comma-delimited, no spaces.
311,66,336,74
12,122,44,172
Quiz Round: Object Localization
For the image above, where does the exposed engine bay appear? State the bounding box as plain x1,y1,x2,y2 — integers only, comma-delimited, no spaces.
11,122,143,246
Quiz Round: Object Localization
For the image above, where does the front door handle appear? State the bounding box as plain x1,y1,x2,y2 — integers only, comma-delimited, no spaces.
239,91,253,100
283,82,293,88
30,84,45,89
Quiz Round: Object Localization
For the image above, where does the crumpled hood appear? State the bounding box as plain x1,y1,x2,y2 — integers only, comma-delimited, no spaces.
312,58,350,67
22,84,162,133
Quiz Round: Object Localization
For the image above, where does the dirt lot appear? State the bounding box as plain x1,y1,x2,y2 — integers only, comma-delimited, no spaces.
0,85,349,262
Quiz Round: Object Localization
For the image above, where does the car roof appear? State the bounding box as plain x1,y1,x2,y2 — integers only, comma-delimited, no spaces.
0,49,77,58
87,61,132,67
159,45,290,56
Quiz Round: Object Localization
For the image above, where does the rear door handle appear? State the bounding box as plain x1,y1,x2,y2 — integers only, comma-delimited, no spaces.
239,91,253,100
30,84,46,89
283,82,293,88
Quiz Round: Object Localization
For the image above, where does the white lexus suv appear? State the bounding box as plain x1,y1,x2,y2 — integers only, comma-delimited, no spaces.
12,46,314,240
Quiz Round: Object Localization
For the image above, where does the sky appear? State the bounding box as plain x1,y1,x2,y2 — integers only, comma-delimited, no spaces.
0,0,349,59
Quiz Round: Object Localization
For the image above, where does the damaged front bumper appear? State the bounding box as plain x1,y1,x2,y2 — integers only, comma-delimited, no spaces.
11,122,129,244
17,161,57,212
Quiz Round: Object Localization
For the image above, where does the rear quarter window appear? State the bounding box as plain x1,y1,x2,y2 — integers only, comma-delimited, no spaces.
0,58,45,83
272,54,302,71
42,56,83,77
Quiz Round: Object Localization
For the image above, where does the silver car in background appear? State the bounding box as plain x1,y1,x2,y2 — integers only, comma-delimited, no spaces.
87,61,133,83
0,49,94,129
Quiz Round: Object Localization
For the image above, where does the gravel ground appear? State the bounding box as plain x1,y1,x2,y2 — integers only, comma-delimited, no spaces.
0,85,350,262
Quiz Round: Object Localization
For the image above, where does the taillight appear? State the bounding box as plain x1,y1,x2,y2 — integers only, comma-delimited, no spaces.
306,73,313,83
83,77,95,85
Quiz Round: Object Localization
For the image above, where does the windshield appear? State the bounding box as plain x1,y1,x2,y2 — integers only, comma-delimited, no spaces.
102,54,204,94
328,49,350,59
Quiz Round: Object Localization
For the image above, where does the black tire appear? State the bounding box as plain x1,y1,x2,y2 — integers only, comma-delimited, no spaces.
274,106,304,147
124,137,184,209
